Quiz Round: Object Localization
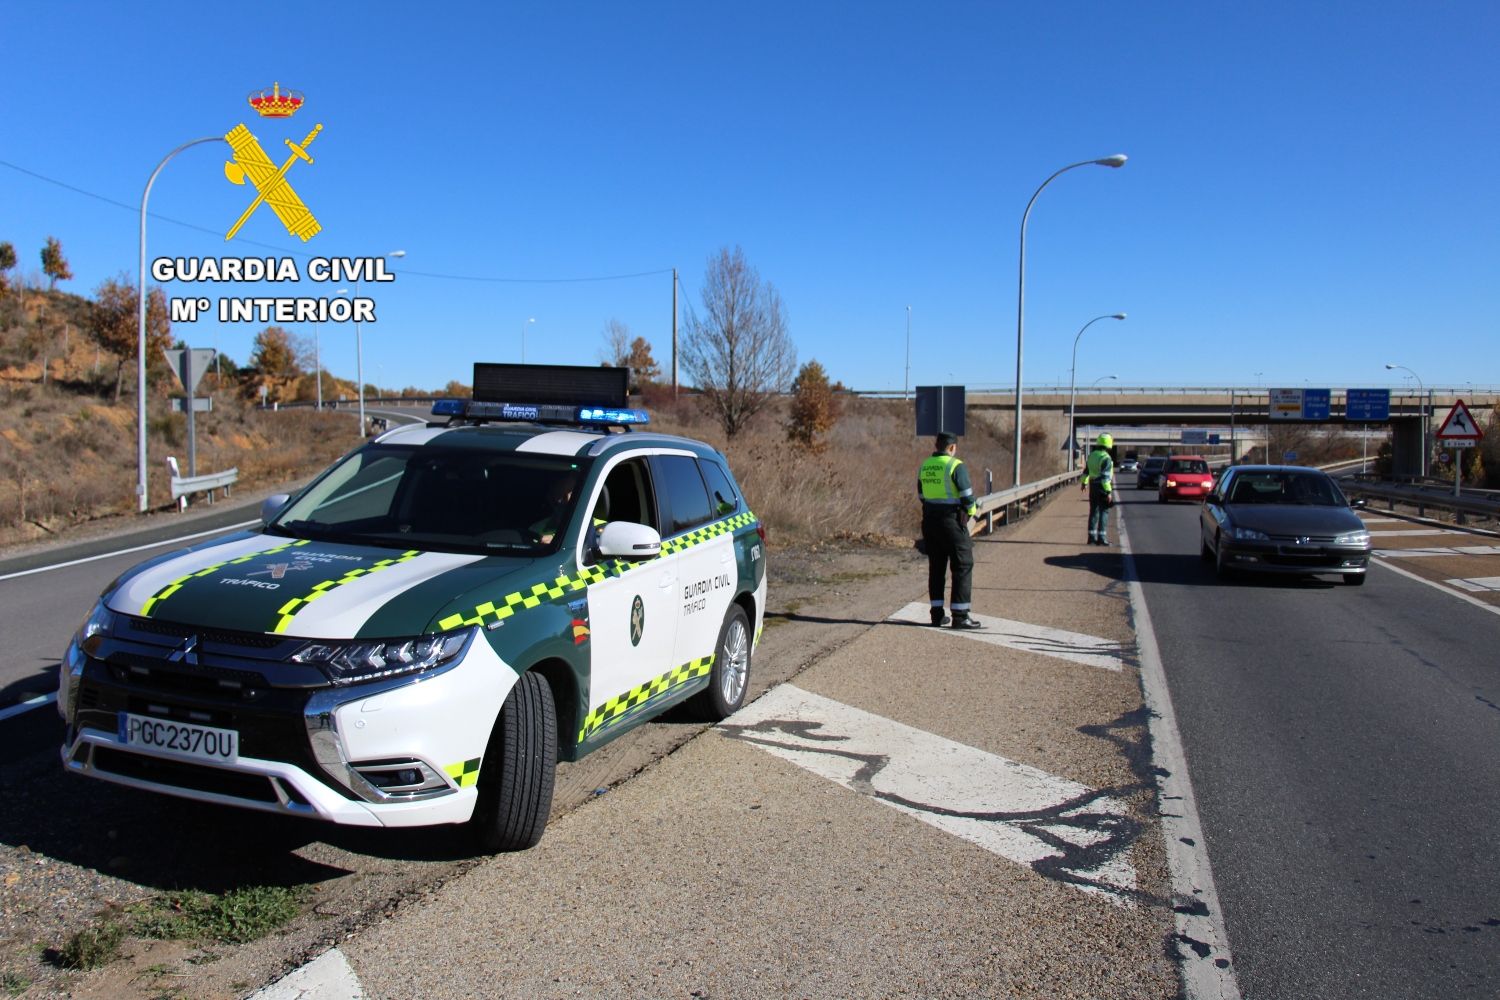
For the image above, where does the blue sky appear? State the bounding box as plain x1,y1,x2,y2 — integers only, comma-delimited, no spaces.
2,2,1496,394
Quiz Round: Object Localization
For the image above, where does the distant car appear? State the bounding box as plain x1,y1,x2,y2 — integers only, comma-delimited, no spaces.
1136,456,1167,489
1119,459,1139,473
1158,455,1214,503
1200,465,1371,585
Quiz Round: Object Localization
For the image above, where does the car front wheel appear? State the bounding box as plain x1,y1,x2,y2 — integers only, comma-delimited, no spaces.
1214,537,1237,582
1342,573,1367,587
693,604,752,720
471,670,557,853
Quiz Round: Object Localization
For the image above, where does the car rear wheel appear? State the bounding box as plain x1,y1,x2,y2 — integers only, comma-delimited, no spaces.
472,670,557,853
693,605,751,720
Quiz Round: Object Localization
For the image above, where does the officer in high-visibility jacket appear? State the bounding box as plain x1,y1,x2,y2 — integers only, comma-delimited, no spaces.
1080,432,1115,545
918,433,982,628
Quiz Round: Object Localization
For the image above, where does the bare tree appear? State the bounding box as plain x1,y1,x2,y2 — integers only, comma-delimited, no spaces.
599,318,631,366
683,246,796,437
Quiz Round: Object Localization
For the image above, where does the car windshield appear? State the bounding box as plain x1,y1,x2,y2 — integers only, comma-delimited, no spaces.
1227,472,1343,506
1142,458,1166,470
267,445,593,555
1168,459,1209,474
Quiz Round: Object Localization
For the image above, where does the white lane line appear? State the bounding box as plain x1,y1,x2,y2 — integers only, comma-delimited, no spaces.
886,601,1126,671
1447,577,1500,593
1364,528,1460,537
1374,560,1500,618
248,947,364,1000
1117,513,1243,1000
0,692,57,723
1374,545,1500,558
0,520,260,583
1357,517,1403,524
722,684,1137,903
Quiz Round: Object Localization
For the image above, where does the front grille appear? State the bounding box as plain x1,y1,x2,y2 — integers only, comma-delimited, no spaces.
92,746,280,803
126,616,285,649
1269,534,1337,544
109,655,269,702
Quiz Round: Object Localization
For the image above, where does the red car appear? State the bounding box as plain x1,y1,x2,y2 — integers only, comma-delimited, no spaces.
1158,455,1214,502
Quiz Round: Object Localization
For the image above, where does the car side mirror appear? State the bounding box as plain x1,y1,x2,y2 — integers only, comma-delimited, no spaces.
597,521,662,560
1350,497,1368,509
1206,492,1222,504
260,493,290,526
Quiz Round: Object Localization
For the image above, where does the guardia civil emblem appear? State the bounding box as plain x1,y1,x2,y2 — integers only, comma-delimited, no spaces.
629,595,645,647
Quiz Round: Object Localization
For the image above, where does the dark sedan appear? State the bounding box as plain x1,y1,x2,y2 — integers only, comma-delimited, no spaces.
1136,455,1167,489
1199,465,1371,585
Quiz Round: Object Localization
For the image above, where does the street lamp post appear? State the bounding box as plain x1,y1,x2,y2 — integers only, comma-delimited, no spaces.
521,317,535,364
347,250,405,436
1012,154,1127,487
1067,313,1126,469
904,305,911,399
1080,375,1119,456
136,136,224,512
1385,363,1427,477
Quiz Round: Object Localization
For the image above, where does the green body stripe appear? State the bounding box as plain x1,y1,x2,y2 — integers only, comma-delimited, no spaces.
578,655,715,742
140,539,310,617
438,510,758,634
271,550,421,633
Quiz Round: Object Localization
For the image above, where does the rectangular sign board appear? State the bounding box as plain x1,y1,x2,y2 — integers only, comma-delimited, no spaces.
1181,429,1208,444
1301,389,1331,420
170,397,213,413
1345,388,1390,422
1269,388,1303,421
915,385,965,437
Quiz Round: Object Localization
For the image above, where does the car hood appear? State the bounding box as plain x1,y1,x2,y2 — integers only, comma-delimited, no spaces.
107,531,546,639
1225,504,1365,537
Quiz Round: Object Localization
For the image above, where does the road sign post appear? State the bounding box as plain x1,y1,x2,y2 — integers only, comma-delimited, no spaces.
1434,399,1483,499
162,348,216,477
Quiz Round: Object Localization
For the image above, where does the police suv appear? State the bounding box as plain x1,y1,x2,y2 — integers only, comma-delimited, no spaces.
59,364,767,851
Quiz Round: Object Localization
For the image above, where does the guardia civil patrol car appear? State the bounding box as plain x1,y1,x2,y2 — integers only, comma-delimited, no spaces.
59,364,767,851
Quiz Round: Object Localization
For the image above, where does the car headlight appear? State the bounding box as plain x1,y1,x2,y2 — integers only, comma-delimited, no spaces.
1165,479,1177,487
1335,530,1371,545
74,599,115,652
1229,526,1270,541
291,629,473,685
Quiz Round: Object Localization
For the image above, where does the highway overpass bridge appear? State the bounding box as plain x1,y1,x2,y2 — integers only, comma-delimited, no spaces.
959,387,1497,473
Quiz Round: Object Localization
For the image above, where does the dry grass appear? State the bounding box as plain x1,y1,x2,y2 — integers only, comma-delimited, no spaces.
648,394,1063,547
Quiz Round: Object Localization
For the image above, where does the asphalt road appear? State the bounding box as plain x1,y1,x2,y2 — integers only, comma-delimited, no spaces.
1119,477,1500,997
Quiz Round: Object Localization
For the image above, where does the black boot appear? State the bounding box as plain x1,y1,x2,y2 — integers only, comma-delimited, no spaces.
930,609,951,627
950,613,983,630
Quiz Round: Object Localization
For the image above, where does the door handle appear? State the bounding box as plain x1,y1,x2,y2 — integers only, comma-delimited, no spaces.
659,574,676,589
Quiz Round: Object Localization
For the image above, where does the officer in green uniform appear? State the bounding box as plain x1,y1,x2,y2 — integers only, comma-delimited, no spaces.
1080,432,1115,545
918,433,982,628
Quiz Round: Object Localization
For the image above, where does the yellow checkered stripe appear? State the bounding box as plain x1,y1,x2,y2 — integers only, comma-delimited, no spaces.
141,539,311,617
437,509,758,633
659,510,757,556
271,549,422,634
444,757,481,788
578,654,714,742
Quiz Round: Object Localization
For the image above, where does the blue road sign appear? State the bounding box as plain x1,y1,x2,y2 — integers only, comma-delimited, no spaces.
1345,388,1391,422
1302,389,1331,420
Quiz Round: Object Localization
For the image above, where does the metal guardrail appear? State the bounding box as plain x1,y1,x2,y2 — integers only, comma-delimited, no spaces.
170,468,239,506
969,470,1082,536
1342,475,1500,523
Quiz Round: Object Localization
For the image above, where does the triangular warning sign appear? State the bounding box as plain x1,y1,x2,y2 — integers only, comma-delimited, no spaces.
1435,399,1483,442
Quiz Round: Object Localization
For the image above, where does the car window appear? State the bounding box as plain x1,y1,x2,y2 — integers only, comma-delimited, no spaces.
1169,459,1209,474
699,459,740,517
655,454,714,535
596,457,658,530
1227,472,1341,505
1142,457,1166,470
270,445,591,555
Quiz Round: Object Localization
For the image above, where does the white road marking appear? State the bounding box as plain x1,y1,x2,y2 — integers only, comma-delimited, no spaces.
887,601,1126,671
1447,577,1500,593
0,692,56,723
1365,528,1460,537
248,947,364,1000
1357,517,1402,524
723,683,1137,902
1374,545,1500,558
1117,512,1243,1000
0,520,260,583
1374,560,1500,618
